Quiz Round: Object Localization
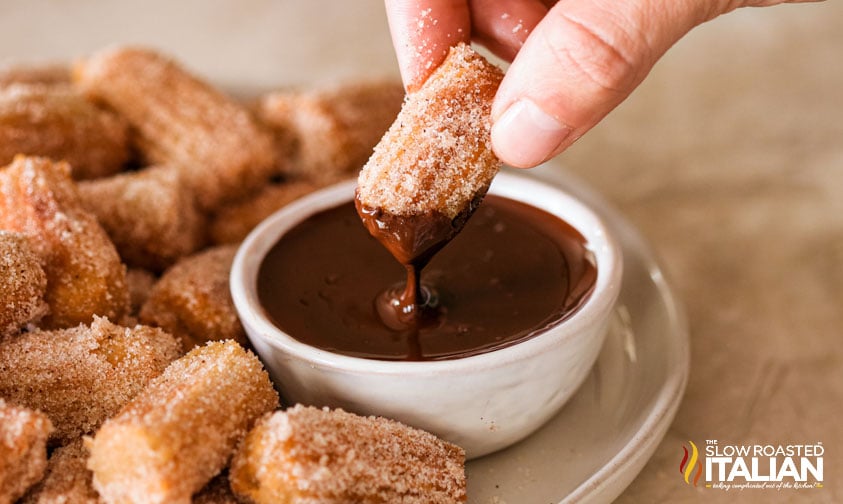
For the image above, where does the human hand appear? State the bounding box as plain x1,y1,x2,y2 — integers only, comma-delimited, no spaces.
385,0,819,168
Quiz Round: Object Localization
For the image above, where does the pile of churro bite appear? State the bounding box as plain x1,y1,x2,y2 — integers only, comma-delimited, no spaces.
0,42,501,503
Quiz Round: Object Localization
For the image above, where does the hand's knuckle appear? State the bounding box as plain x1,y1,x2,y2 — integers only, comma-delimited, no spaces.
543,11,641,94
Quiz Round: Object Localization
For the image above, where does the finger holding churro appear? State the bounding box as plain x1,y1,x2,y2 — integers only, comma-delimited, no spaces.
139,244,246,350
78,165,206,272
74,46,278,211
0,316,181,443
356,43,503,267
0,84,129,180
259,80,404,183
86,340,279,504
229,405,466,504
0,156,129,328
0,399,53,504
0,231,48,338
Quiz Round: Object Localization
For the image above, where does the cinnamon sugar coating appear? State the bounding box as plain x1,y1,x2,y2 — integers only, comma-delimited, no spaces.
0,84,129,180
86,341,279,504
0,64,69,88
19,438,100,504
230,405,466,504
139,245,245,350
259,80,404,183
0,47,501,502
209,180,319,244
0,316,181,443
0,231,48,338
0,156,129,329
357,43,503,219
0,399,53,504
74,46,278,211
78,165,206,272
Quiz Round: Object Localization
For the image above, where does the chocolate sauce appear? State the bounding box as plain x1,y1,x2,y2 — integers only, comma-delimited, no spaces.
257,196,596,361
354,190,485,328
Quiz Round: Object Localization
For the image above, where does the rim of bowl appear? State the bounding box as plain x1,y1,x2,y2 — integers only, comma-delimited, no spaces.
231,171,623,376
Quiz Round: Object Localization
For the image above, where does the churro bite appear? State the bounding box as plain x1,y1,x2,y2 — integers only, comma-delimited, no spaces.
74,46,278,211
0,399,53,504
259,80,404,183
0,84,129,180
0,156,130,328
86,340,279,504
78,165,206,272
19,438,100,504
0,316,181,443
0,64,70,88
209,180,319,244
356,43,503,266
229,405,466,504
139,245,245,350
0,231,48,338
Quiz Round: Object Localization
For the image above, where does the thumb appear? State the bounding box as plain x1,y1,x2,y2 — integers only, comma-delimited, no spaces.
490,0,714,167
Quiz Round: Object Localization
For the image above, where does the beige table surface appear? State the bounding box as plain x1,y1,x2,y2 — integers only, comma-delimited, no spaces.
568,3,842,502
2,1,840,502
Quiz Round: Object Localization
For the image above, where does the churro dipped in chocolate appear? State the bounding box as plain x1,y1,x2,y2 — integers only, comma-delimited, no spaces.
355,43,503,324
0,399,53,504
0,156,130,329
86,340,279,504
229,405,466,504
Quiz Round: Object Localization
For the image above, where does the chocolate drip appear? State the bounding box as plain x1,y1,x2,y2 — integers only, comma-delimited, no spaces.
257,197,597,361
354,189,485,330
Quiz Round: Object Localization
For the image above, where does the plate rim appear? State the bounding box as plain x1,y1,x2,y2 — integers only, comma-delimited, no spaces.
523,164,691,503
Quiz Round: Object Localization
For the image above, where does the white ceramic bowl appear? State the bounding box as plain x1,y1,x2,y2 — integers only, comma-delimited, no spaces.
231,171,623,459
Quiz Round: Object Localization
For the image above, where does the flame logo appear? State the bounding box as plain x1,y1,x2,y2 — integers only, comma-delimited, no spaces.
679,441,703,486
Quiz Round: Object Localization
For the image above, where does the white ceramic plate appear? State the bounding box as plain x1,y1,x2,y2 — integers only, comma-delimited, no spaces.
465,164,690,504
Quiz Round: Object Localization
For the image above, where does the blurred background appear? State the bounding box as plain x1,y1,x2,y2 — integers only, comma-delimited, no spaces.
0,1,398,91
2,1,839,502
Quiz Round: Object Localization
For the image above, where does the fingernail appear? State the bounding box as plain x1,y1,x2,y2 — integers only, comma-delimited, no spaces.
491,99,572,168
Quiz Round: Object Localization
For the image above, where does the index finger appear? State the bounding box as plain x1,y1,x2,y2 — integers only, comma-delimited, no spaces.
385,0,471,91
